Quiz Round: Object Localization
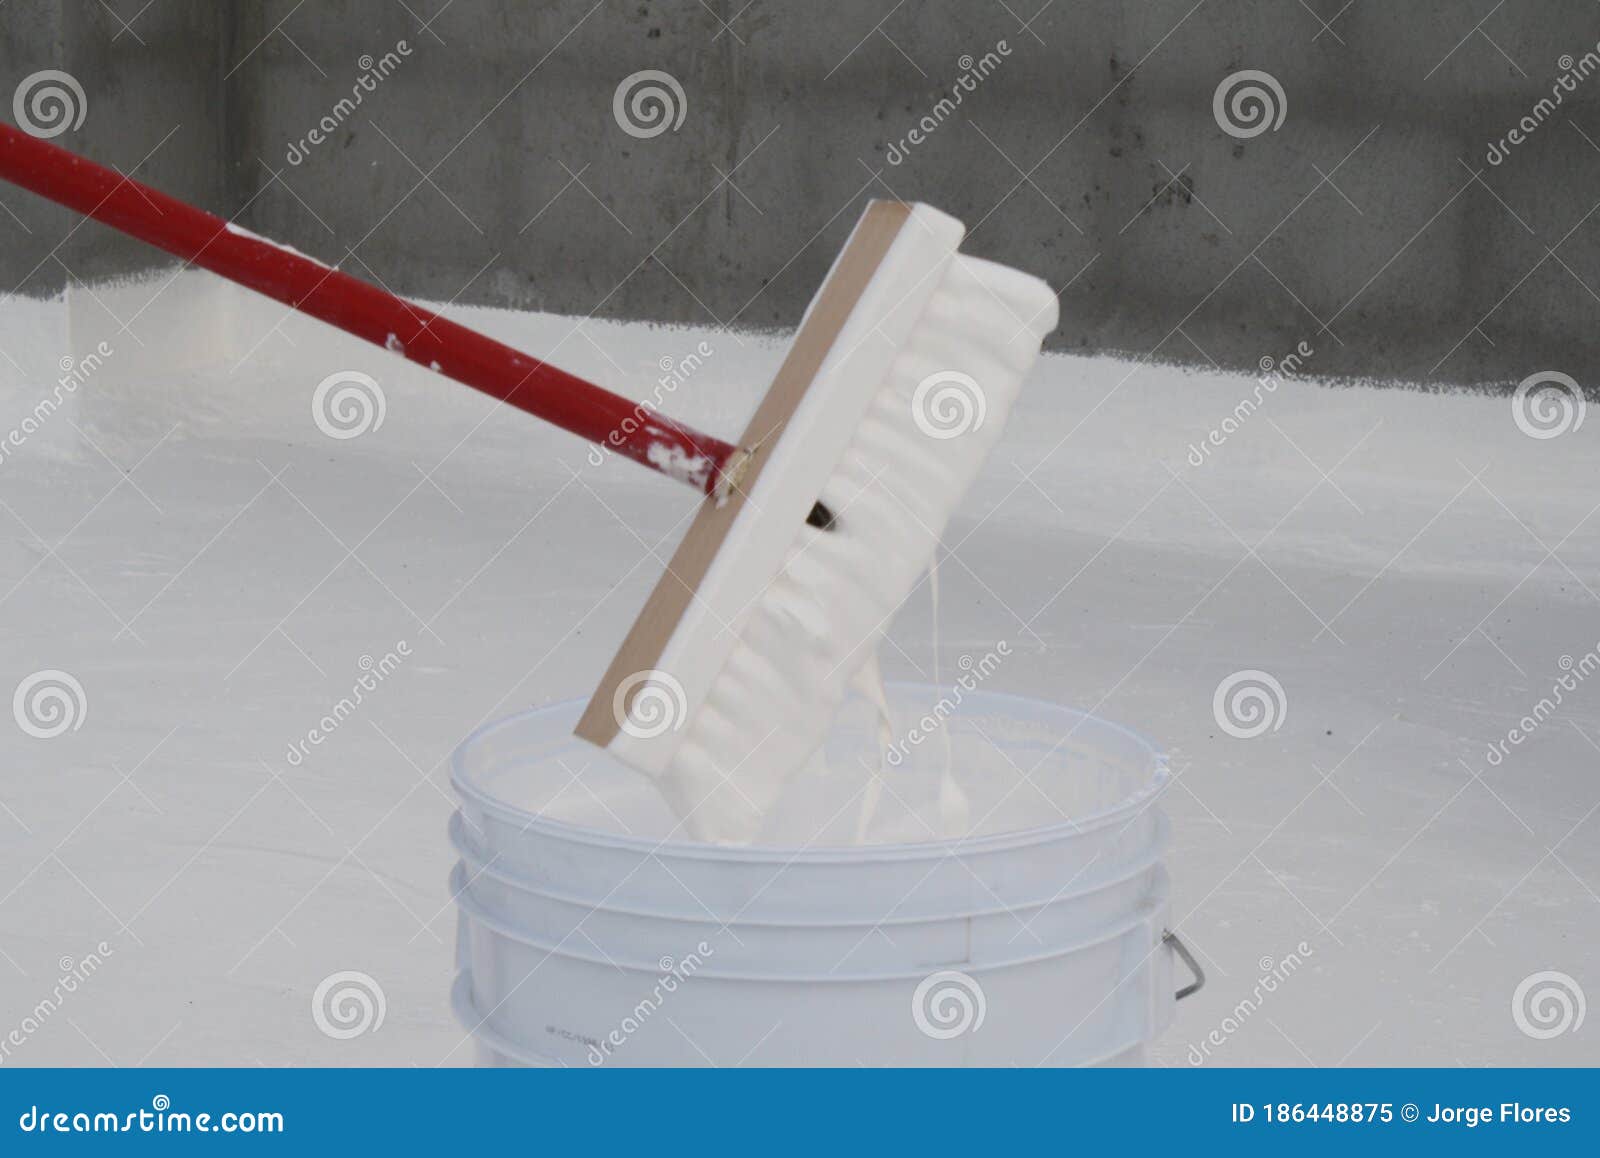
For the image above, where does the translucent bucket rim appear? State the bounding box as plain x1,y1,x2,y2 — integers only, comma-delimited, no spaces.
454,870,1171,983
448,811,1168,928
449,682,1170,863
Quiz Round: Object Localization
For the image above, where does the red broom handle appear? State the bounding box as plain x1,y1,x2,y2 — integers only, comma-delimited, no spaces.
0,123,738,495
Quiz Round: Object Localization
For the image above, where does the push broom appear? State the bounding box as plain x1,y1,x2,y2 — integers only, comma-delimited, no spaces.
0,123,1058,842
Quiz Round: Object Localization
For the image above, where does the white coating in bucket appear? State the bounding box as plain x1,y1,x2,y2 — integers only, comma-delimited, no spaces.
449,684,1179,1067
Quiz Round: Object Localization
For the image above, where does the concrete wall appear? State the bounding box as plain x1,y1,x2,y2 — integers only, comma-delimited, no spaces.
1,0,228,294
4,0,1600,388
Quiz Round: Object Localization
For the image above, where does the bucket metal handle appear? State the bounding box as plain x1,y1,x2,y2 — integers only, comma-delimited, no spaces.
1162,929,1205,1001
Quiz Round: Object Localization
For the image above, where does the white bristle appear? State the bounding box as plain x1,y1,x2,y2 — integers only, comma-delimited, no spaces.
640,221,1058,842
586,205,1057,842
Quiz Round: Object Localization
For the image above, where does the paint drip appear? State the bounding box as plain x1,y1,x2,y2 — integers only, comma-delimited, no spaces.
850,557,971,843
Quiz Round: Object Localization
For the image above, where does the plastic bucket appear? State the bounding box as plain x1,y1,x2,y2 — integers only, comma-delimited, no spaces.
449,683,1198,1066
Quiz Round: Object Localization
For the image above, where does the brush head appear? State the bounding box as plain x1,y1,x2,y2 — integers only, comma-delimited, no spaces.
575,201,1058,842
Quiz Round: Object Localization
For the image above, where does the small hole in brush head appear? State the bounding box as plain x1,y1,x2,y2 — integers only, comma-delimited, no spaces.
806,501,836,531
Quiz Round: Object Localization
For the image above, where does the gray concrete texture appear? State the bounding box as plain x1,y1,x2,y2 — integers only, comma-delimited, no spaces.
4,0,1600,389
